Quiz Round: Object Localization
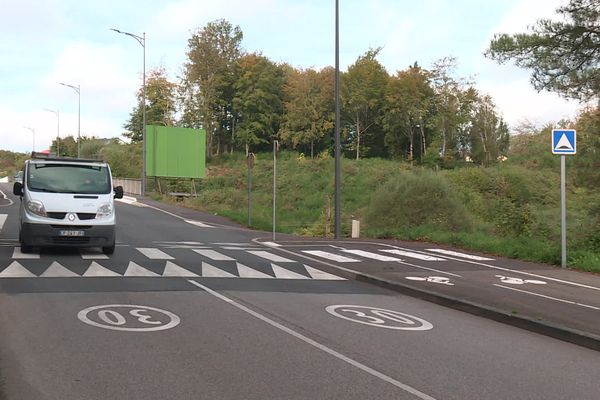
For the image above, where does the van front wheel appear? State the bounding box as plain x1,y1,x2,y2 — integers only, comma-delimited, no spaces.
102,244,115,255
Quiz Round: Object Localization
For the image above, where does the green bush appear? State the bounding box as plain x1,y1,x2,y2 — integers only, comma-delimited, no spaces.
366,169,472,232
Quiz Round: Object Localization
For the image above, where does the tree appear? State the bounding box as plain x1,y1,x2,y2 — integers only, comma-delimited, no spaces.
342,48,389,159
180,19,244,156
467,95,510,166
124,67,177,142
279,67,334,158
382,63,435,163
233,53,286,152
486,0,600,102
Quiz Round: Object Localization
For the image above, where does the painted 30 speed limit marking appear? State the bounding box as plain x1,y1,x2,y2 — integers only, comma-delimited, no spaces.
325,305,433,331
77,304,181,332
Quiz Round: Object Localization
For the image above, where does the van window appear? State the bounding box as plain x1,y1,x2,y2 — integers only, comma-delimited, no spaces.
27,163,111,194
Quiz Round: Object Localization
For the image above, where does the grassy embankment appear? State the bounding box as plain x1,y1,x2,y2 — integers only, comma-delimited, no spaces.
152,150,600,273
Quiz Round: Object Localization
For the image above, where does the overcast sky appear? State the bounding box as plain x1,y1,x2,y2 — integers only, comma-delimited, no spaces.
0,0,581,153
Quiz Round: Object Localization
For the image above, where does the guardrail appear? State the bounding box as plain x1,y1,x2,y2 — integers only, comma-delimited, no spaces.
113,178,141,196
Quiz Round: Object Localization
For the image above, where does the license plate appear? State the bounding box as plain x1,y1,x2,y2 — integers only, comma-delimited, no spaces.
59,230,84,237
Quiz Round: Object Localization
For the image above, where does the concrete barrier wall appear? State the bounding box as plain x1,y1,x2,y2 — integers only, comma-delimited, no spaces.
113,178,141,196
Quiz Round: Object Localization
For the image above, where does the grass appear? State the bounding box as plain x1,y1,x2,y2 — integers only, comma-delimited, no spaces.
154,151,600,273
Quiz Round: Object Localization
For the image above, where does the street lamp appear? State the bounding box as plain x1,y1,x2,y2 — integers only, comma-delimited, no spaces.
43,108,60,155
59,82,80,158
111,27,146,196
23,126,35,152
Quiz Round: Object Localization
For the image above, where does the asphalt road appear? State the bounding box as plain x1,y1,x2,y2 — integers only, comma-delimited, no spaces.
0,182,598,400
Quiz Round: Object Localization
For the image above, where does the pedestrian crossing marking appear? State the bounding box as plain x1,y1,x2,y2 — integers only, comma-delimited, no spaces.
0,214,6,231
380,249,445,261
193,249,235,261
80,250,109,259
304,265,346,280
236,262,273,278
12,248,40,259
302,250,360,263
40,262,79,277
201,262,237,278
124,261,160,277
342,249,401,262
247,251,295,263
137,248,174,260
427,249,494,261
83,262,121,277
162,261,199,277
271,264,308,279
0,261,37,277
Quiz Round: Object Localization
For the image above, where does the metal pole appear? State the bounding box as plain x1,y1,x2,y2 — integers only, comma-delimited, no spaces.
273,140,277,241
142,32,147,196
77,85,81,158
334,0,341,239
57,111,60,156
561,155,567,268
248,163,252,226
24,127,35,152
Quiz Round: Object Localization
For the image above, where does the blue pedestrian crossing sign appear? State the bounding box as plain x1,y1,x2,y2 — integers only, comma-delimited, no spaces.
552,129,576,155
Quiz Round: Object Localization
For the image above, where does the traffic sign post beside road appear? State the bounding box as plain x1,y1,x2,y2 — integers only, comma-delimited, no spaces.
552,129,576,269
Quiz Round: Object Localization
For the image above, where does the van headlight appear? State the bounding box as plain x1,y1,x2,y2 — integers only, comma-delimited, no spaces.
26,200,47,217
96,203,114,219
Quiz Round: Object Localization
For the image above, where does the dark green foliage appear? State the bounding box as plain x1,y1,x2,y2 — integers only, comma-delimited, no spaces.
366,169,472,232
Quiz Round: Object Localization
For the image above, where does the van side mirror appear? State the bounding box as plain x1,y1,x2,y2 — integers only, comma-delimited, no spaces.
114,186,124,199
13,182,23,196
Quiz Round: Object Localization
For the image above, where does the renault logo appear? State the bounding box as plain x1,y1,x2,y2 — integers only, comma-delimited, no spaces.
67,213,76,221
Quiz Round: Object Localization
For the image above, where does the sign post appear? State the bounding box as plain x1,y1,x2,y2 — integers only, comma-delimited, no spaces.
551,129,576,268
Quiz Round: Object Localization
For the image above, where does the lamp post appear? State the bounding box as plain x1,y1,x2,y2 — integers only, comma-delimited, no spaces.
23,126,35,152
43,108,60,155
59,82,80,157
111,28,146,196
334,0,341,239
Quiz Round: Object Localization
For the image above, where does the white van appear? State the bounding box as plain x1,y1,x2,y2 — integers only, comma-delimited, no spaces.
13,153,124,255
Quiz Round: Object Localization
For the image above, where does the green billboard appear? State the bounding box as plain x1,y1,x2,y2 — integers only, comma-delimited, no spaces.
146,125,206,178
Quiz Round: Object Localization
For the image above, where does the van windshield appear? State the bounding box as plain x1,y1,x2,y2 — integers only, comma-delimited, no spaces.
27,163,111,194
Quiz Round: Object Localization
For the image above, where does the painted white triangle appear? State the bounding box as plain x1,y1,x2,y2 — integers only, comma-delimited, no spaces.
271,263,308,279
83,262,121,277
0,261,36,277
236,263,273,278
162,261,199,277
40,262,79,277
304,265,346,280
124,262,160,277
201,262,236,278
556,133,574,150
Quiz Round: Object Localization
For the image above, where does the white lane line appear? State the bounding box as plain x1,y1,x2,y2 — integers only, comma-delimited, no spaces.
40,262,79,277
342,249,402,262
214,242,260,247
83,262,121,277
124,262,160,277
236,263,273,278
427,249,494,261
302,250,360,263
185,220,213,228
202,262,237,278
192,249,235,261
187,280,437,400
271,264,308,279
494,284,600,311
380,249,445,261
136,248,174,260
162,261,199,277
0,261,36,277
0,214,7,231
247,250,295,263
12,248,40,259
